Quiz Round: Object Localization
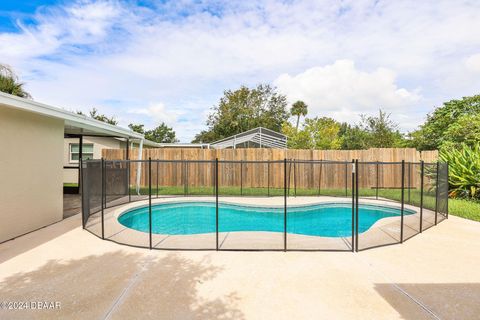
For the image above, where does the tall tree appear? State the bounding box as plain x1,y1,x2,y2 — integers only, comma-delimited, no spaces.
78,108,118,125
282,117,342,149
128,123,145,134
409,95,480,150
192,84,289,143
88,108,118,125
290,100,308,130
359,109,405,148
0,64,31,98
129,122,178,143
338,123,371,150
144,123,178,143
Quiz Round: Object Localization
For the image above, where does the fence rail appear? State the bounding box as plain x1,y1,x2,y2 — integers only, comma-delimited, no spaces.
81,158,448,252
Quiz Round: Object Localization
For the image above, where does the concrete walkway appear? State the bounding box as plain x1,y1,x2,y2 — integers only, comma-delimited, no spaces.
0,213,479,319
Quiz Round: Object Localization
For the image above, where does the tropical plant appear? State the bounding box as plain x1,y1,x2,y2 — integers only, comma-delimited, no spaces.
290,100,308,130
0,64,32,98
440,143,480,199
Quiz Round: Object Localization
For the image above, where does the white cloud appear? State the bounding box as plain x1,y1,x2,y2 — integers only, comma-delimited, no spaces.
275,60,421,126
128,103,182,127
466,53,480,73
1,0,480,140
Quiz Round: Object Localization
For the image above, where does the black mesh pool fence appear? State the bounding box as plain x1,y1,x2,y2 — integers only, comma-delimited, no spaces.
80,158,449,252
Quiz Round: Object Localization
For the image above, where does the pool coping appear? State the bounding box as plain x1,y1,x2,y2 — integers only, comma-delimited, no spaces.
83,196,439,250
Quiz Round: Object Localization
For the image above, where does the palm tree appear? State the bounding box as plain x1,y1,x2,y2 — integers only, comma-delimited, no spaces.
0,64,32,99
291,100,308,130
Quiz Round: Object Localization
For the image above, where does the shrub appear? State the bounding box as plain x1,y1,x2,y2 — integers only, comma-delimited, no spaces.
440,143,480,199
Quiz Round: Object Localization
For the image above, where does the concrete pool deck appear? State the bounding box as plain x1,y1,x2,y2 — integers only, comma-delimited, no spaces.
1,202,479,319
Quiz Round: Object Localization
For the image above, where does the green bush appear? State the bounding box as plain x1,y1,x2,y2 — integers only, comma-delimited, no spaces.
440,143,480,199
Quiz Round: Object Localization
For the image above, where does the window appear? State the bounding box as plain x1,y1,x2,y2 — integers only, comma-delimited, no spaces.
70,143,94,163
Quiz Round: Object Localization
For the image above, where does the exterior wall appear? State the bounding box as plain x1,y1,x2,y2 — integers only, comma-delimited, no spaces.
0,106,64,243
63,137,122,184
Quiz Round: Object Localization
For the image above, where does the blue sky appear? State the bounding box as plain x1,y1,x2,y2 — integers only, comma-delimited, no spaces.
1,0,480,142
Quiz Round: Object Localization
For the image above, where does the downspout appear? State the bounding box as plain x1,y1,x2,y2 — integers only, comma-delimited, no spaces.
136,138,144,195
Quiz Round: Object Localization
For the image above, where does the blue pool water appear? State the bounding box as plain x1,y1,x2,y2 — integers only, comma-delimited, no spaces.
118,202,414,238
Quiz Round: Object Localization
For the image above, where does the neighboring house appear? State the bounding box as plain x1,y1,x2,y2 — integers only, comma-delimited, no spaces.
209,127,287,149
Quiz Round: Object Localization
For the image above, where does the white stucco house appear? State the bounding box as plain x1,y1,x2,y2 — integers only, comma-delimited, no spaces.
0,91,158,243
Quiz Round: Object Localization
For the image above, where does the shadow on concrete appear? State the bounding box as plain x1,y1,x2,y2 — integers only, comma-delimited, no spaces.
374,283,480,320
0,251,244,320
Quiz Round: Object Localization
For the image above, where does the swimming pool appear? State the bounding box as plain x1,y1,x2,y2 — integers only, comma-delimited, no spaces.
118,202,415,238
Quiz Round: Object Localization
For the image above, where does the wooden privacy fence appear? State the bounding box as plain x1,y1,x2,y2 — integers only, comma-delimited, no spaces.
102,148,438,190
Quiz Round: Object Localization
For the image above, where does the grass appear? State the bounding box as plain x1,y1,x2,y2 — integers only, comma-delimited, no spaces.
449,199,480,221
64,183,78,187
127,185,480,222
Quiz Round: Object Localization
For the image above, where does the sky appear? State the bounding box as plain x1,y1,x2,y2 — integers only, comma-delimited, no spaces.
1,0,480,142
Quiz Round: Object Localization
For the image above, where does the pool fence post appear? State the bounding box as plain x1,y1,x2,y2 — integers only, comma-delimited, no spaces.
215,158,219,251
80,157,84,229
101,158,105,240
434,161,439,225
128,160,131,203
355,159,359,252
408,162,411,204
284,158,287,252
126,141,131,203
186,161,189,196
318,160,322,196
267,161,270,197
345,161,348,197
293,159,297,197
446,162,449,219
400,160,405,243
351,159,355,252
287,160,291,196
375,162,379,200
156,160,159,198
212,160,215,196
419,161,424,232
183,161,187,197
240,160,243,196
149,157,152,250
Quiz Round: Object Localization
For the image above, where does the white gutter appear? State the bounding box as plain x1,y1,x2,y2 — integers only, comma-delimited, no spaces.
136,139,144,195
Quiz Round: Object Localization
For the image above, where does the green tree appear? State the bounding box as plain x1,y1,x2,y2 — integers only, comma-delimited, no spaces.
338,123,370,150
290,100,308,131
0,64,31,98
78,108,118,125
192,84,289,143
442,113,480,149
305,117,342,149
88,108,118,125
282,117,341,149
128,123,145,134
145,123,178,143
359,109,405,148
282,122,311,149
410,95,480,150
